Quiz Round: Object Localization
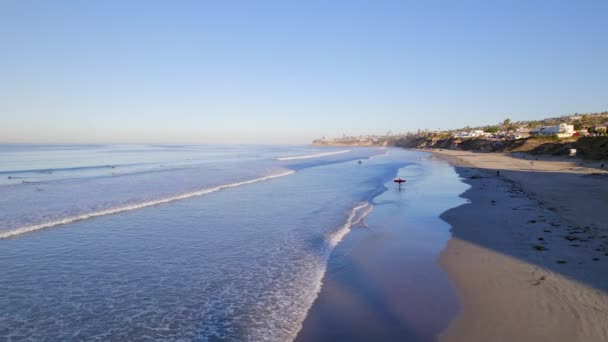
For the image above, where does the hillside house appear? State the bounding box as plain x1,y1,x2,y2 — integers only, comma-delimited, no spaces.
531,123,575,138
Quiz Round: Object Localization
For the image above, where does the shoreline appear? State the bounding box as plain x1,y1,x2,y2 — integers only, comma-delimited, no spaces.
432,150,608,341
295,153,467,341
295,147,608,341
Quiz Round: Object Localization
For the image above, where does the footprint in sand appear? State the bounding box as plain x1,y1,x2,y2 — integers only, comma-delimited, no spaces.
531,275,547,286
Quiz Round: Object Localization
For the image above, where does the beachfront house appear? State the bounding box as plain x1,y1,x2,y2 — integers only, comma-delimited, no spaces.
454,130,492,138
591,124,607,134
471,129,490,137
530,123,575,138
453,132,470,138
512,127,531,139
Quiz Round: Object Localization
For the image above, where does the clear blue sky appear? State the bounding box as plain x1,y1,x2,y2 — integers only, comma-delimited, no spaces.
1,0,607,144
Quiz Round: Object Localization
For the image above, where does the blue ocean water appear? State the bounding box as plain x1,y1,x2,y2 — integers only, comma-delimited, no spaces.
0,144,454,341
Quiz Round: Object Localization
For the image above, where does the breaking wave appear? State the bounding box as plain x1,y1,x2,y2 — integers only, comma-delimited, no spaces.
328,202,373,248
0,170,295,239
276,150,350,161
370,150,390,159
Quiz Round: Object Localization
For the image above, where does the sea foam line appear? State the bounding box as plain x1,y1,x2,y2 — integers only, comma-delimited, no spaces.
0,170,295,240
276,150,350,161
289,201,373,341
328,202,373,248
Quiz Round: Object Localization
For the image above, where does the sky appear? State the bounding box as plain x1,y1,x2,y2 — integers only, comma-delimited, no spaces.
1,0,607,144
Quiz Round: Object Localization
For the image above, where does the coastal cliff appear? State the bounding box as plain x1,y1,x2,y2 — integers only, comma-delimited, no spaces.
314,136,608,160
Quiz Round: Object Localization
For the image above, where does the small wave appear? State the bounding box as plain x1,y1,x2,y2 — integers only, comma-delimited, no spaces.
290,202,373,341
276,150,350,161
0,170,295,239
0,164,135,175
328,202,373,247
369,150,390,159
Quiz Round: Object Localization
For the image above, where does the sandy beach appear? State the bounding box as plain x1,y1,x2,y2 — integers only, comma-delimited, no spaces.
297,149,608,341
434,150,608,342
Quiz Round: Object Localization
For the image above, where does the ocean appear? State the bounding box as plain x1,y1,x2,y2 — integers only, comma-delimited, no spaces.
0,144,464,341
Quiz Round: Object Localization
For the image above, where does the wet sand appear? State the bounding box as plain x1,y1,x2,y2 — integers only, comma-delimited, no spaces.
296,158,467,341
434,150,608,342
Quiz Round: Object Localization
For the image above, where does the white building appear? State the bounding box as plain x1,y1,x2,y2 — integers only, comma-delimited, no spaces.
531,123,574,138
454,130,492,138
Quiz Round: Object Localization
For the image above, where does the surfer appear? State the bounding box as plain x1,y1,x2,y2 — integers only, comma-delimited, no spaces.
393,178,406,191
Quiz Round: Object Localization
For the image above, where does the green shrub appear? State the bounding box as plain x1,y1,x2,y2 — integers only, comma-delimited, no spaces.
528,134,560,141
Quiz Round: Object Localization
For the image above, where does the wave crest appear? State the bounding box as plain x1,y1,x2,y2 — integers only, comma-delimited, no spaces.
276,150,350,161
0,170,295,239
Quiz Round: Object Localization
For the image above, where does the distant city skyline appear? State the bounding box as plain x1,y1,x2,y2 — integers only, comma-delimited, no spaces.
1,1,607,144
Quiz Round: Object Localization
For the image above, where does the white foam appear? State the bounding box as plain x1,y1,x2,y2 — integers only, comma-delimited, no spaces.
327,202,373,247
369,150,390,159
276,150,350,161
0,170,295,239
288,202,373,341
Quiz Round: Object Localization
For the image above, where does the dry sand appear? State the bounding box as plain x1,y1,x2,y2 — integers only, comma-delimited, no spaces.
433,150,608,342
